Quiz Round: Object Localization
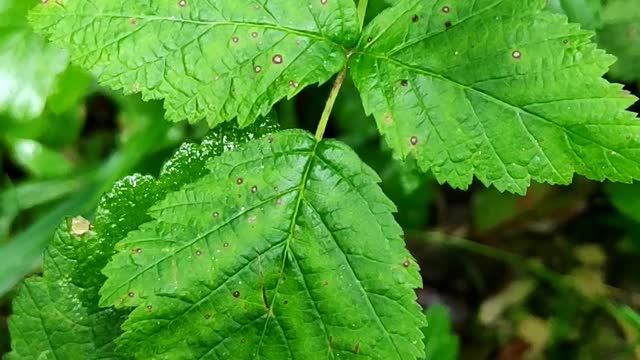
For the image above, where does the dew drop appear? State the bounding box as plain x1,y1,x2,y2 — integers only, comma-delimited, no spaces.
367,37,373,43
223,242,229,248
233,291,241,298
251,185,258,193
128,292,135,298
248,215,257,224
410,136,418,146
320,0,328,4
146,304,153,311
403,260,411,267
272,54,284,64
236,177,244,185
204,314,211,320
254,65,262,73
289,80,299,88
251,31,258,38
133,248,143,254
232,36,239,44
195,250,202,256
178,0,186,7
412,15,419,23
212,211,220,218
442,5,450,13
512,50,522,59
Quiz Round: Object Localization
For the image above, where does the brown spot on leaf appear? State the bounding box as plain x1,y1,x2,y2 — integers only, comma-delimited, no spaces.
412,15,419,23
445,21,452,29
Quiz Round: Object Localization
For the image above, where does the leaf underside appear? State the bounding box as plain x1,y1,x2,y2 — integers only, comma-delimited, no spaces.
100,130,424,360
29,0,359,126
352,0,640,194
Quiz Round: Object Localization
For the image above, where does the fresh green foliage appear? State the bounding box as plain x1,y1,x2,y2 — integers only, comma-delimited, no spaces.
6,116,279,359
351,0,640,194
547,0,602,29
597,0,640,81
101,130,424,359
0,0,68,119
423,305,459,360
5,0,640,359
30,0,359,126
5,222,123,360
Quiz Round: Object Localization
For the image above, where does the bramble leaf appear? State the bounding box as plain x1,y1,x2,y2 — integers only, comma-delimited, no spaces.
5,116,279,360
597,0,640,81
351,0,640,194
0,0,68,119
5,221,124,360
100,130,424,359
29,0,359,126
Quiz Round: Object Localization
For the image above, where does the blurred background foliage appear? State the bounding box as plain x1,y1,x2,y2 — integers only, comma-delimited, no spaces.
2,0,640,358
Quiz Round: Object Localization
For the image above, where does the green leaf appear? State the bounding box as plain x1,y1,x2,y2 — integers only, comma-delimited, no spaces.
547,0,602,30
605,182,640,223
351,0,640,194
0,0,68,119
100,130,424,359
597,0,640,81
5,221,124,360
6,138,74,178
5,116,280,359
30,0,359,127
423,305,459,360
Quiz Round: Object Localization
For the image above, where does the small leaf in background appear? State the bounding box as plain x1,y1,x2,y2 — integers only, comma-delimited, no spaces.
0,0,68,119
352,0,640,194
547,0,602,29
30,0,359,126
598,0,640,82
606,182,640,223
423,305,459,360
100,130,425,359
6,139,74,178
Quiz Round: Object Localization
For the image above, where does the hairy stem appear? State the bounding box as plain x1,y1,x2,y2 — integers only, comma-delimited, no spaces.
357,0,369,30
315,67,348,141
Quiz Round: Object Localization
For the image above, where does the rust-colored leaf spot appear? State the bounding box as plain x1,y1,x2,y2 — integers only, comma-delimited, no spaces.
129,18,138,26
384,113,393,124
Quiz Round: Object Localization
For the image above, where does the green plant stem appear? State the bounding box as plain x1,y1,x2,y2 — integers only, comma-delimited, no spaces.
357,0,368,30
409,231,629,329
315,67,348,141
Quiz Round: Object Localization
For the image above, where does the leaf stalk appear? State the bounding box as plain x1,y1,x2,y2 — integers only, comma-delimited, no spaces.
315,66,348,141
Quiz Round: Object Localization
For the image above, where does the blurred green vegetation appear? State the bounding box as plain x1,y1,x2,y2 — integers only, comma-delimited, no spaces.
2,0,640,358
